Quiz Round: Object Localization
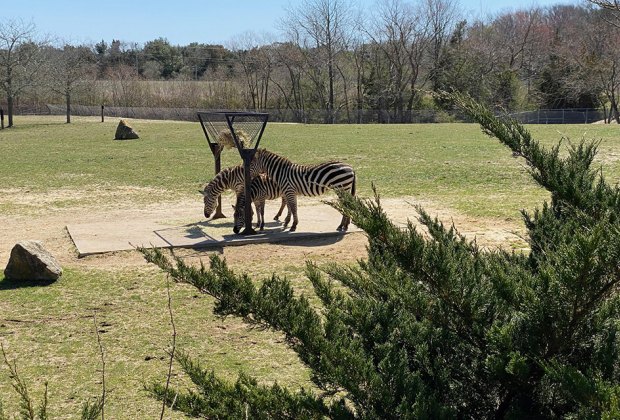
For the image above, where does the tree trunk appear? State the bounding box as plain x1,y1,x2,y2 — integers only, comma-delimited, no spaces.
66,91,71,124
7,94,14,128
612,98,620,124
328,56,335,124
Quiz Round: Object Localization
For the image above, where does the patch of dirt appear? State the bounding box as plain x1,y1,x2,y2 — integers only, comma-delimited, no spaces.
0,193,527,274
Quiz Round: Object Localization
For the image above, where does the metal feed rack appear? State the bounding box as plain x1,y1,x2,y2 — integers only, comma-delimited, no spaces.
197,111,269,235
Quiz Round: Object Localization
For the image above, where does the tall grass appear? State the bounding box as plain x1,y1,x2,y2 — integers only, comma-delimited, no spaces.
67,80,246,109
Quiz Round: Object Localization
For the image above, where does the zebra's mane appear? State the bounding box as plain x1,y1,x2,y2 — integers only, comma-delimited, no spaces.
256,148,294,164
256,148,342,167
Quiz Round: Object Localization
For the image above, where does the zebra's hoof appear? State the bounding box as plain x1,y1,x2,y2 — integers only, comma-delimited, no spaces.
289,226,297,232
273,216,280,221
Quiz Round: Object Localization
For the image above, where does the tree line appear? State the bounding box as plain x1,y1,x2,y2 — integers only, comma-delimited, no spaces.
1,0,619,127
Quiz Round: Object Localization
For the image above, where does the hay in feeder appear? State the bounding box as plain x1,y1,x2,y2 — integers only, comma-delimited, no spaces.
217,129,250,149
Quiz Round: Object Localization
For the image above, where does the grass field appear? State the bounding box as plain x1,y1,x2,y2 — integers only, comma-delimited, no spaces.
1,116,619,418
2,116,619,217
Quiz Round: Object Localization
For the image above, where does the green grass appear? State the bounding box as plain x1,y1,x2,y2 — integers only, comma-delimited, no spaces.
2,116,619,219
1,115,620,417
0,265,311,418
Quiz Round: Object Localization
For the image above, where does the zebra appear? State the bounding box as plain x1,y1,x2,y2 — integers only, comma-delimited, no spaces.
200,165,246,219
248,149,356,232
232,175,290,233
200,165,287,221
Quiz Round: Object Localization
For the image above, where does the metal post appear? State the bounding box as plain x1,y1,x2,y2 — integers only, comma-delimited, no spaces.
196,111,268,234
101,105,104,122
209,142,226,219
198,113,227,219
240,149,257,235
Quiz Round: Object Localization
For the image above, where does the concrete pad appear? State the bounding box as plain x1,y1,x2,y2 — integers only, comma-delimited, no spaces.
67,203,359,257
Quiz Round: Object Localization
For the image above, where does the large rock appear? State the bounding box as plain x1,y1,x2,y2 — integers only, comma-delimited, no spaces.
114,119,139,140
4,241,62,282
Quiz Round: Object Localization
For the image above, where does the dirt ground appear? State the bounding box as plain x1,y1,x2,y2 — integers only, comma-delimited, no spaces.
0,190,527,273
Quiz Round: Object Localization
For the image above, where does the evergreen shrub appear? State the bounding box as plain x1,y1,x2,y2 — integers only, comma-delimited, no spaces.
142,93,620,418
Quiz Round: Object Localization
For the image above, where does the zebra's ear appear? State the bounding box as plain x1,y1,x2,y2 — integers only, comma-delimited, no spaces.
198,190,206,196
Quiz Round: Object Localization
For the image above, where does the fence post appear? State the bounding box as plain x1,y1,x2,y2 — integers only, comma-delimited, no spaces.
101,105,104,122
0,108,4,129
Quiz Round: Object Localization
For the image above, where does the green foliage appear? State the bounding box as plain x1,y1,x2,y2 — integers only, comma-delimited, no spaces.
80,397,104,420
1,343,104,420
536,54,599,109
144,93,617,417
147,350,347,419
2,343,44,420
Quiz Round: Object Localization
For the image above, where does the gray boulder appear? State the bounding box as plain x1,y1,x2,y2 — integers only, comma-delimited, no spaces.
4,241,62,282
114,119,139,140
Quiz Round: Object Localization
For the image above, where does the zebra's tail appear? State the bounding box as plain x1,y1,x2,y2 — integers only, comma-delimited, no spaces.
351,173,356,197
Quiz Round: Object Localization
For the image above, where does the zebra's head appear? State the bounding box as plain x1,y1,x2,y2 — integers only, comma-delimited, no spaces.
232,194,253,234
249,149,268,177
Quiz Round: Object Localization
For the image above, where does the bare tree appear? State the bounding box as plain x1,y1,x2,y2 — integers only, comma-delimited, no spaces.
270,41,307,121
229,32,275,110
588,0,620,26
563,7,620,122
364,0,430,122
424,0,461,87
46,44,96,123
281,0,354,123
0,19,47,127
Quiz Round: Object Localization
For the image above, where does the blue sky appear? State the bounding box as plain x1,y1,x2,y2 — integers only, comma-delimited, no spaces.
4,0,582,46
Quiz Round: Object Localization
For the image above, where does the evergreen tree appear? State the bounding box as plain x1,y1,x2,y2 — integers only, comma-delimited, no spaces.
141,93,620,418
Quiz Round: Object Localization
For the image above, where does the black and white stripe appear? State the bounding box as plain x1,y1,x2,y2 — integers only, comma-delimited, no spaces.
201,165,287,223
250,149,356,231
233,175,290,232
200,165,246,219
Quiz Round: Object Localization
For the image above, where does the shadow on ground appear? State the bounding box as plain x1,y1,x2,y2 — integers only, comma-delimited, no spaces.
0,276,57,290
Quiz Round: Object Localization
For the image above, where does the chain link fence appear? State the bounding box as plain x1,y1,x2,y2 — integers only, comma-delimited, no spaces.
509,109,604,124
32,104,609,124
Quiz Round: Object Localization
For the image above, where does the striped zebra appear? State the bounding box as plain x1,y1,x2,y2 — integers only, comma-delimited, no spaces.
200,165,286,220
232,175,290,233
248,149,356,232
200,165,246,219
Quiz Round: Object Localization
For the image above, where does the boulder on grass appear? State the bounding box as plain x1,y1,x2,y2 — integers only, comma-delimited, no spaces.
4,241,62,282
114,119,139,140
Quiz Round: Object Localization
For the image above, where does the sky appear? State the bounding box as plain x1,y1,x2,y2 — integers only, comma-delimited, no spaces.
4,0,584,47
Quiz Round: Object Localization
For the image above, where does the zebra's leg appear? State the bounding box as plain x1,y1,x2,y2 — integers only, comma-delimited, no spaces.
274,197,286,221
337,211,350,231
259,200,265,230
337,182,356,231
287,192,298,232
285,206,292,224
254,201,262,230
